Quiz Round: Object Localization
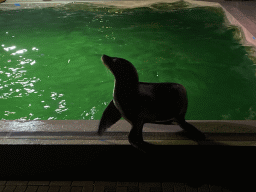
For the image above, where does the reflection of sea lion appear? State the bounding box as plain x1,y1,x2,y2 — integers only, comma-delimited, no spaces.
98,55,205,153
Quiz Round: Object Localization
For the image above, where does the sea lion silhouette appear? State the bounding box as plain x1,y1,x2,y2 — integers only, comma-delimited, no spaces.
98,55,205,153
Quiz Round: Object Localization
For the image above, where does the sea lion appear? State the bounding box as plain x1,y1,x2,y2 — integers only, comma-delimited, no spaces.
98,54,205,153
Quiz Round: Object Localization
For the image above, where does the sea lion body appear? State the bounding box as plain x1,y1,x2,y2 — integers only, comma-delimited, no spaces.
115,82,187,124
98,55,205,152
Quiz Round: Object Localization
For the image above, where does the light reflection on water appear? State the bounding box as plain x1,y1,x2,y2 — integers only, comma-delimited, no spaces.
1,44,39,98
1,39,70,119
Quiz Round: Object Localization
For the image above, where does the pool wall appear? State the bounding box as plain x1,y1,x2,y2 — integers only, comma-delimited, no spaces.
219,1,256,48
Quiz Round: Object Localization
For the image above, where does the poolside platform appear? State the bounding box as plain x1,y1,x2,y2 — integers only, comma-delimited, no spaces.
0,180,243,192
1,120,256,145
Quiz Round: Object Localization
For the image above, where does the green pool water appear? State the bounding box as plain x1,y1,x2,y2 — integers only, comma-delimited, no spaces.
1,2,256,120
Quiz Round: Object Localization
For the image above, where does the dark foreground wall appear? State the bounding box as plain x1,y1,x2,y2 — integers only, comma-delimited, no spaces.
0,145,255,190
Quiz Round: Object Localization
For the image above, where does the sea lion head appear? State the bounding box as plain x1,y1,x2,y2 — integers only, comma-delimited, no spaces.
101,55,138,80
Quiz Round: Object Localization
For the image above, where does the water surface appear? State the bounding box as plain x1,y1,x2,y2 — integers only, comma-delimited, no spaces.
1,2,256,120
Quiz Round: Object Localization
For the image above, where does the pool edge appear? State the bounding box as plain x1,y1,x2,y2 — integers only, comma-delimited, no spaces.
0,120,256,146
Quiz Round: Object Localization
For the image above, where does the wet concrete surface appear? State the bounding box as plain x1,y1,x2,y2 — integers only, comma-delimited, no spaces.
0,120,255,132
0,120,256,145
219,1,256,46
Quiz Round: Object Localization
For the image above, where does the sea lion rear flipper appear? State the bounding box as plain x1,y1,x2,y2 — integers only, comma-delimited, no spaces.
97,100,122,135
128,120,156,154
178,120,206,141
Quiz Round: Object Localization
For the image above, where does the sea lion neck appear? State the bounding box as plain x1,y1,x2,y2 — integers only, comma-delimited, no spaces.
113,67,139,88
114,71,139,95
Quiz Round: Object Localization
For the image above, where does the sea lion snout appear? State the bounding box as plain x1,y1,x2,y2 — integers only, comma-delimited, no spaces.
102,54,112,64
102,54,108,60
102,55,115,70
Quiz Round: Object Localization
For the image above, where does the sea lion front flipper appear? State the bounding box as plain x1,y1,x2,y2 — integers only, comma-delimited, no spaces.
98,100,122,135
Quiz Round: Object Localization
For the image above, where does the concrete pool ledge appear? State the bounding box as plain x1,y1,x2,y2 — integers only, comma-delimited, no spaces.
0,120,256,146
0,0,222,12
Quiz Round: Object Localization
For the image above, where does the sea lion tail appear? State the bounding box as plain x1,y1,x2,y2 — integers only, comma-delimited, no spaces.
178,121,206,141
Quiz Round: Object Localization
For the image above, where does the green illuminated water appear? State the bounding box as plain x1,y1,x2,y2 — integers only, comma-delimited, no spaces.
1,2,256,120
